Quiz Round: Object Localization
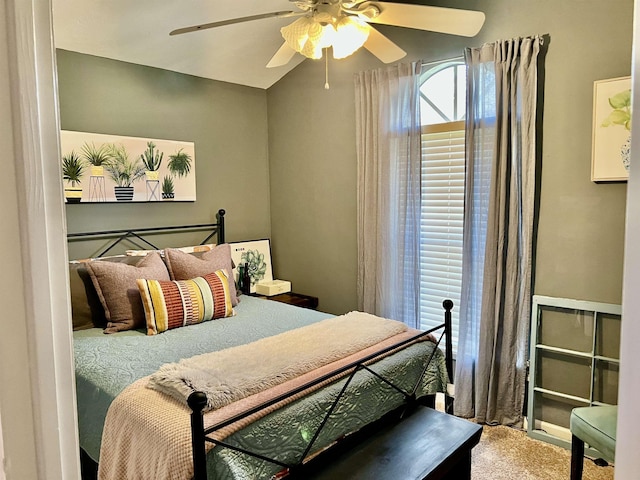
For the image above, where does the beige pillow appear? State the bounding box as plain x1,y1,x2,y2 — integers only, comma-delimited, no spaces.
86,252,170,333
164,244,239,306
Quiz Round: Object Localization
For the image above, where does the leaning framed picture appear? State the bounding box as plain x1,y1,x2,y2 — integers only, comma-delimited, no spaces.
591,76,631,182
229,239,273,293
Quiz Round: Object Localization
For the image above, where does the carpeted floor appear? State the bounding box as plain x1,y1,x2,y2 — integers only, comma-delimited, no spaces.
471,425,614,480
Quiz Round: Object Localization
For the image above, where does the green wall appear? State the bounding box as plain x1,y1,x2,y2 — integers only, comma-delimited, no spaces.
267,0,632,314
57,50,271,259
57,0,633,311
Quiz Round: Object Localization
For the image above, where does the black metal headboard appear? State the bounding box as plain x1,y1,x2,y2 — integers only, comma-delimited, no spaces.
67,209,226,258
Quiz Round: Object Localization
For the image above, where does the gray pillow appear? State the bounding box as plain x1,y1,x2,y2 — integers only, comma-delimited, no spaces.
164,244,239,306
86,252,170,333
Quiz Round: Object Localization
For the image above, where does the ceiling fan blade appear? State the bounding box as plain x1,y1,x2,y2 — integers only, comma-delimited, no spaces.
266,42,298,68
170,11,302,36
363,27,406,63
364,2,485,37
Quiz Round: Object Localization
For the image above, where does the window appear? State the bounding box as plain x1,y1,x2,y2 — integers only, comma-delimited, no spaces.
419,61,466,353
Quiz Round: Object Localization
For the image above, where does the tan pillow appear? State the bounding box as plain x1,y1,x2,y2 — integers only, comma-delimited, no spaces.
86,252,170,333
69,261,107,330
164,244,239,306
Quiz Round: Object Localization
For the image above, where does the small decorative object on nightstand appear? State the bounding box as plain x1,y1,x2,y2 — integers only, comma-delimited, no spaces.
255,280,292,296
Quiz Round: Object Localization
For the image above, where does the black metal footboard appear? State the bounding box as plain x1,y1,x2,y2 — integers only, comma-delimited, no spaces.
188,300,455,480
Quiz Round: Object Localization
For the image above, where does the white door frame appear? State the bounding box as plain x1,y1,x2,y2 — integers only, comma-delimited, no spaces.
616,1,640,477
1,0,80,478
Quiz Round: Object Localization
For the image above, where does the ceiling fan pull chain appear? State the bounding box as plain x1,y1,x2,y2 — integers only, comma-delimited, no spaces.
324,50,330,90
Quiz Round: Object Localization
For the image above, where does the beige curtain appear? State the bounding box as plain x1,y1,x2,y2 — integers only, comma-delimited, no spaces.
455,36,543,425
354,62,422,328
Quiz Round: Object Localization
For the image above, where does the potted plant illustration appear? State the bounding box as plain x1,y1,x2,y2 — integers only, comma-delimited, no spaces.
62,151,86,203
140,141,163,181
161,175,175,200
104,144,146,201
168,148,192,178
81,142,111,177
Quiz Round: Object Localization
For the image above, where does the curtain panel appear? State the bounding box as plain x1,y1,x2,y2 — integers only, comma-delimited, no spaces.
354,62,422,328
455,36,543,426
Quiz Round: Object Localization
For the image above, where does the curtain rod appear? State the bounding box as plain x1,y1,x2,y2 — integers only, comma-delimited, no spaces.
421,55,464,67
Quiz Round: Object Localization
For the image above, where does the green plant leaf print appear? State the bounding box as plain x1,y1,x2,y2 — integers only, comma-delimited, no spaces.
240,249,267,286
601,88,632,131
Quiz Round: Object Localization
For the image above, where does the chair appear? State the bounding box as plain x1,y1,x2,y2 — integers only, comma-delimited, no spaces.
570,405,617,479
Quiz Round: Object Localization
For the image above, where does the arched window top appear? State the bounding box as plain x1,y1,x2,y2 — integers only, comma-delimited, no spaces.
420,60,466,126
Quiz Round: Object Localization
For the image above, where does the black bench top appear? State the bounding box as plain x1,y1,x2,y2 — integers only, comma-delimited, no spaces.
297,406,483,480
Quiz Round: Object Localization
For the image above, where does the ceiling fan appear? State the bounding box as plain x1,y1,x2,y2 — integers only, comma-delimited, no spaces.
170,1,485,68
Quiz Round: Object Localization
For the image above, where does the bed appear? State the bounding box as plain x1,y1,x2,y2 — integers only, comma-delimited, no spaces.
68,210,453,480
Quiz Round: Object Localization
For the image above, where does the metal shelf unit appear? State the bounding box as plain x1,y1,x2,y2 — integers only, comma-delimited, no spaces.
527,295,621,452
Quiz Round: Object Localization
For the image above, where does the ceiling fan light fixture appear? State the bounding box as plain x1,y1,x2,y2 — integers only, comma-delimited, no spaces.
281,16,335,60
281,16,314,51
300,35,323,59
311,22,337,49
332,16,370,59
281,13,369,61
172,2,487,73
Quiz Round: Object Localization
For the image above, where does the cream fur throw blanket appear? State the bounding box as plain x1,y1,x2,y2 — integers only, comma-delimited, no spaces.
147,311,408,412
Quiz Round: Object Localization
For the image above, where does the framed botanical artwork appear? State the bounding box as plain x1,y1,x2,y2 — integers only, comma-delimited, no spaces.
591,76,632,182
229,239,273,293
60,130,196,203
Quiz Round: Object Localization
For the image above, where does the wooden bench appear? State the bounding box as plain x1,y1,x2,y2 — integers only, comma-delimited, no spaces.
295,406,483,480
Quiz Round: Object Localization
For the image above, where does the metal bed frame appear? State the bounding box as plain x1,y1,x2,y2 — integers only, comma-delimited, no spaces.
188,301,454,480
67,209,226,258
67,208,455,480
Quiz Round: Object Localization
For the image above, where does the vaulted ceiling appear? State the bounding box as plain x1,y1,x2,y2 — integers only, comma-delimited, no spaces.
53,1,487,90
53,0,307,89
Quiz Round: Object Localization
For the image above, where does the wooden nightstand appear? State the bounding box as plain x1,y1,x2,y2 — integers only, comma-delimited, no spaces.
252,292,319,310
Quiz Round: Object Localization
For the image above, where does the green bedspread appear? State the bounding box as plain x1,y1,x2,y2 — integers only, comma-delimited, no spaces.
74,296,448,479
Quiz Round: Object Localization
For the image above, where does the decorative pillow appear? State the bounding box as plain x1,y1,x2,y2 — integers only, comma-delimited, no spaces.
164,244,239,305
137,270,234,335
69,261,107,330
85,252,170,334
69,255,147,331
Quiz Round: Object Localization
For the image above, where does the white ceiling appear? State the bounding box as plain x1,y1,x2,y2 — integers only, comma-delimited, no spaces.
52,0,308,89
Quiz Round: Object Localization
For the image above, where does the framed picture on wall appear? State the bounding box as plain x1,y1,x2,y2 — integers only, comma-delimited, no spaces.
229,239,273,293
60,130,197,202
591,76,632,182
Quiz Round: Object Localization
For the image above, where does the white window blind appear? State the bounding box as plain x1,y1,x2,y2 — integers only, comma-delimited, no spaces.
420,124,465,353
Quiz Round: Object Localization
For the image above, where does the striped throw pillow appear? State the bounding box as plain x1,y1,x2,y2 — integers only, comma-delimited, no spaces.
137,270,234,335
